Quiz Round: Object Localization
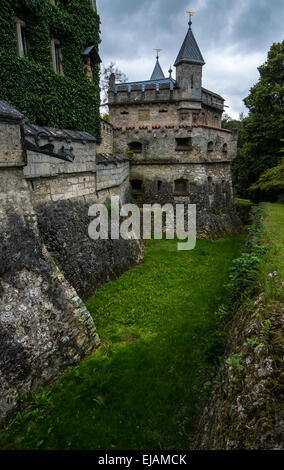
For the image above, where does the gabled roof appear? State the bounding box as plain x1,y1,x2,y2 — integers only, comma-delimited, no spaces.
174,22,205,66
150,59,165,80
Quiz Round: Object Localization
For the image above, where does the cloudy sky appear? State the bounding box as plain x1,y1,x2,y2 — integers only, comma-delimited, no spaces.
97,0,283,119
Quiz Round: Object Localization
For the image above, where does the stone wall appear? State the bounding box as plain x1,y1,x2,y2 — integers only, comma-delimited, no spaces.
0,101,143,422
113,125,237,163
109,79,224,129
96,119,114,154
0,107,100,421
129,161,241,239
129,161,233,207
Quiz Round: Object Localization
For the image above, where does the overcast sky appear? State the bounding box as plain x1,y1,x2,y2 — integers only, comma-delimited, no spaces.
97,0,284,119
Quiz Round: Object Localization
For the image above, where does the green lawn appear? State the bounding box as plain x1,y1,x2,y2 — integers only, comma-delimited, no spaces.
0,236,244,450
259,203,284,301
235,198,253,205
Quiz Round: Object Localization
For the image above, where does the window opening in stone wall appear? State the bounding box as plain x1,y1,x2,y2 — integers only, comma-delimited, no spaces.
131,180,143,192
174,179,188,195
222,143,228,153
208,177,214,194
157,181,162,191
175,137,192,151
207,141,214,152
128,142,142,153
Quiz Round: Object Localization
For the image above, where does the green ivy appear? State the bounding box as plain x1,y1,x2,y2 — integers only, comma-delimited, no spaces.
0,0,101,140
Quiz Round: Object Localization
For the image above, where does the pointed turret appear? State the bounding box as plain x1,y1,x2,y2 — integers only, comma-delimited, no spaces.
150,50,165,80
175,13,204,101
174,16,205,66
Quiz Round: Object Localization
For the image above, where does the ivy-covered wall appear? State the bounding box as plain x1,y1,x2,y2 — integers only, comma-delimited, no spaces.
0,0,101,140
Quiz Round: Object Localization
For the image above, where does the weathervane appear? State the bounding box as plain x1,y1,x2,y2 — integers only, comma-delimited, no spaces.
154,48,162,60
186,10,195,26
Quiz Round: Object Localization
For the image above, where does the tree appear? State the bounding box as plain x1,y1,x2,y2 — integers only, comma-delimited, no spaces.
100,62,128,109
250,158,284,202
232,41,284,199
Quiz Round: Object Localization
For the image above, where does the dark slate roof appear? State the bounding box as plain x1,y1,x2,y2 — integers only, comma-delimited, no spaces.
150,59,165,80
0,100,25,122
174,24,205,66
23,123,96,143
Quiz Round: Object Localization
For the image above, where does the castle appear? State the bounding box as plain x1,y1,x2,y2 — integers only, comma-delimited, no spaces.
108,15,238,217
0,4,239,422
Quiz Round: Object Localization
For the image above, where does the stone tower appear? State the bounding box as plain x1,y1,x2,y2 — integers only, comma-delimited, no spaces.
174,15,205,118
108,15,238,214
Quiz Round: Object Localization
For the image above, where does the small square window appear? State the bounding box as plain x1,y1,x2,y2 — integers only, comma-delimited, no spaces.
174,179,188,196
175,138,192,151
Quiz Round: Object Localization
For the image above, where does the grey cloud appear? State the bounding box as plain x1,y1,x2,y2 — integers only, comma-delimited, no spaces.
97,0,284,118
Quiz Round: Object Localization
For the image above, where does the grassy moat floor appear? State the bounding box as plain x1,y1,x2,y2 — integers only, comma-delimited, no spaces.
0,236,245,450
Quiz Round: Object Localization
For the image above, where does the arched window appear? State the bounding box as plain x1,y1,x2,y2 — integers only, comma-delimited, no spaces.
222,143,228,153
174,179,188,195
131,180,143,193
128,142,142,153
207,141,214,152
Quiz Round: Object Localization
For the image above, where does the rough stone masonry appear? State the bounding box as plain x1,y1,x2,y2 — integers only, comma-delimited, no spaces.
0,100,143,422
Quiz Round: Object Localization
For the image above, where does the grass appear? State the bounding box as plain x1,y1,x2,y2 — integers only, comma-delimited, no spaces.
0,236,244,450
235,198,253,205
259,203,284,301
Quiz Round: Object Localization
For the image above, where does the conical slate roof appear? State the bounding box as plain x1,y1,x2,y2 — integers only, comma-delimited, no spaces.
150,59,165,80
174,22,205,66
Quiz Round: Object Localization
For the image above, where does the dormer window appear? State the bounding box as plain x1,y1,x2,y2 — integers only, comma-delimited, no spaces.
82,45,101,82
15,18,28,58
51,39,63,75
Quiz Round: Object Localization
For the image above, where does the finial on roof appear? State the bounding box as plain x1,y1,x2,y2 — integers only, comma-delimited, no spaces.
186,10,195,28
154,48,162,60
150,50,165,80
169,67,173,78
174,11,205,66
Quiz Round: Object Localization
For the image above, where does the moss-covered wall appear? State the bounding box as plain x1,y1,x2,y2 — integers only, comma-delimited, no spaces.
0,0,101,140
